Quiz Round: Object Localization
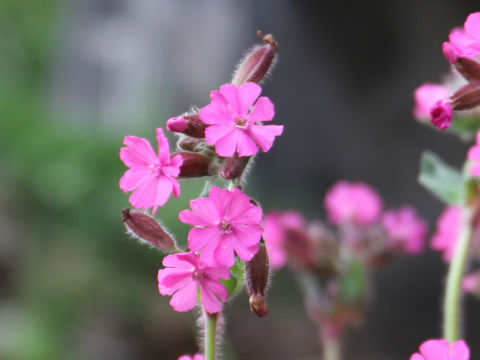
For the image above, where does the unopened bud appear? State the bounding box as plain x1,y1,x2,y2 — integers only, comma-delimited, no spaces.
451,81,480,110
175,152,212,178
178,137,205,152
246,243,270,317
455,57,480,82
122,208,176,251
219,155,250,180
166,114,206,138
231,32,278,86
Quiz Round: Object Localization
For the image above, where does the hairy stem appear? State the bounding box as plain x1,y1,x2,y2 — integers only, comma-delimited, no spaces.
205,311,218,360
443,207,473,342
321,332,341,360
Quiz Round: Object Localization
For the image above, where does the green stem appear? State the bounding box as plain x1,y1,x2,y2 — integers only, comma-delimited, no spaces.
321,332,341,360
443,207,473,342
205,311,217,360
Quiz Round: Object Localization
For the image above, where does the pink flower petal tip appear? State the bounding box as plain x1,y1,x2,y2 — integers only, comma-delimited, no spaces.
443,12,480,63
413,83,450,119
430,100,453,130
410,339,470,360
119,128,183,213
468,131,480,177
200,82,283,157
431,206,462,262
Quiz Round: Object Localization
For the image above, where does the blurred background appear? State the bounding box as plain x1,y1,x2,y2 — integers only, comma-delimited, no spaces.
1,0,480,359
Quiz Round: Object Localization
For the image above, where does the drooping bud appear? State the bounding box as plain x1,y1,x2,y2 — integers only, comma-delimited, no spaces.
231,31,278,86
167,114,206,138
122,208,176,251
174,152,212,178
430,100,453,130
455,57,480,81
451,81,480,110
219,154,250,180
246,243,270,317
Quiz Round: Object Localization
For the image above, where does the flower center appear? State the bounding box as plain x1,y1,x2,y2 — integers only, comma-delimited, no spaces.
193,270,203,280
235,117,247,128
149,163,162,177
220,220,232,233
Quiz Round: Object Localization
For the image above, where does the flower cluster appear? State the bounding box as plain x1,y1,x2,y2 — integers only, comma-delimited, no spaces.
414,12,480,131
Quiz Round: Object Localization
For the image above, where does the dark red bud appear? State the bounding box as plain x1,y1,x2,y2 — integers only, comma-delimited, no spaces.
175,152,212,178
178,137,205,152
451,81,480,110
219,155,250,180
122,208,176,251
246,243,270,317
231,32,278,86
455,57,480,82
167,114,206,138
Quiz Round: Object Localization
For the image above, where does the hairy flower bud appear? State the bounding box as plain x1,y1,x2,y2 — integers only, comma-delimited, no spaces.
178,137,205,152
246,243,270,317
231,32,278,86
451,81,480,110
167,114,206,138
219,155,250,180
122,208,176,251
455,57,480,81
175,152,212,178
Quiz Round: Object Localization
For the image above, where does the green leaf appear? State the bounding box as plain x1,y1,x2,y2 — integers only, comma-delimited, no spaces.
221,258,245,297
418,151,464,205
449,115,480,141
339,258,366,304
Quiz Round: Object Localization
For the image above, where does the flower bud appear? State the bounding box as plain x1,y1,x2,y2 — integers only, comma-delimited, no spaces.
430,100,453,130
231,32,278,86
178,137,205,152
167,114,206,138
219,155,250,180
246,243,270,317
451,81,480,111
455,57,480,81
174,152,212,178
122,208,176,251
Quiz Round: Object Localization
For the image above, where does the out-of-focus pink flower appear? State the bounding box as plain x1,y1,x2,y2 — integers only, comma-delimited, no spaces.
430,100,453,130
179,186,263,267
119,128,183,214
263,211,307,269
410,339,470,360
462,271,480,293
413,83,450,119
324,181,382,226
431,206,462,262
382,206,428,255
199,82,283,157
468,131,480,177
443,12,480,63
178,354,205,360
157,252,230,314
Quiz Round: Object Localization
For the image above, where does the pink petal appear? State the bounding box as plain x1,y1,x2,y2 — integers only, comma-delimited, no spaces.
238,82,262,115
171,177,181,198
188,227,221,253
232,224,263,247
128,176,159,210
451,340,470,360
200,283,224,313
119,169,152,192
204,265,231,280
169,280,199,312
200,102,233,125
163,253,196,268
156,128,171,164
410,354,425,360
236,130,260,157
231,236,259,262
214,129,240,157
179,209,217,227
203,277,228,302
157,269,192,295
120,137,158,167
219,83,242,115
419,339,450,359
213,236,236,267
231,205,263,225
464,12,480,41
247,96,275,123
247,124,284,152
189,196,221,224
205,124,235,145
152,176,174,213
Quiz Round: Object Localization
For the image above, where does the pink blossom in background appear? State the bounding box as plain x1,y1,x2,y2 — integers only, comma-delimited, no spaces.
462,271,480,293
431,206,462,262
410,339,470,360
157,252,230,314
467,131,480,177
119,128,182,213
413,83,450,119
178,354,205,360
179,186,263,267
199,82,284,157
382,206,428,255
324,181,382,226
430,100,453,130
263,211,307,269
442,12,480,63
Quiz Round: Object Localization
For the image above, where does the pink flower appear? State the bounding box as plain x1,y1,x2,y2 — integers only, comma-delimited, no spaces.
431,206,462,262
430,100,453,130
413,83,450,119
179,186,263,267
263,211,307,270
178,354,205,360
410,339,470,360
324,181,382,226
157,252,230,314
119,128,182,213
199,82,284,157
462,271,480,293
467,131,480,177
443,12,480,63
382,206,428,255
